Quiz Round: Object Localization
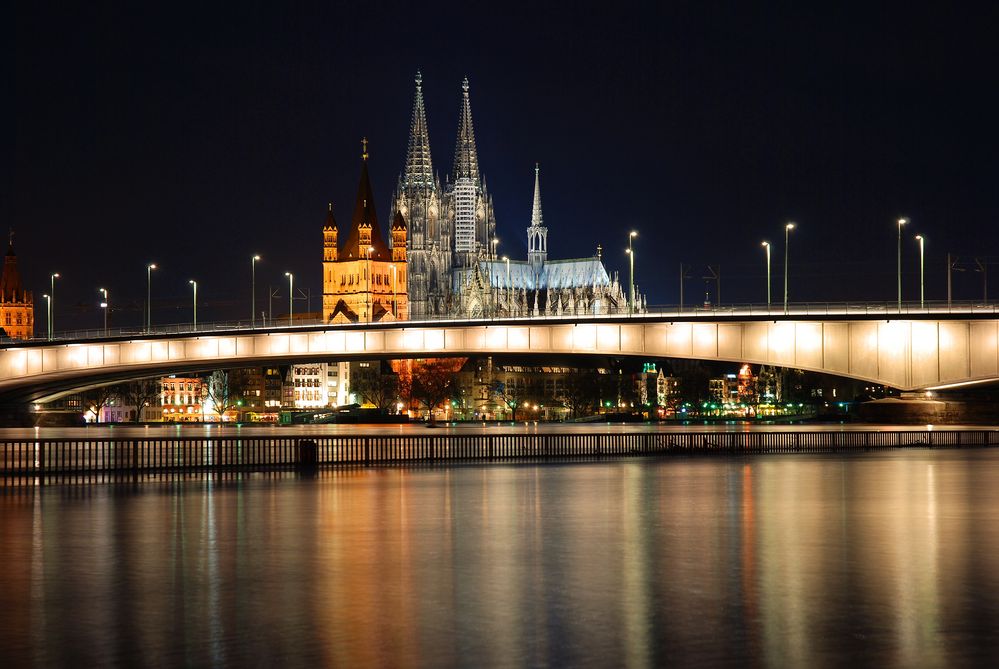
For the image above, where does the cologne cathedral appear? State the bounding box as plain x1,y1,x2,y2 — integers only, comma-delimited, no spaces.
390,72,634,319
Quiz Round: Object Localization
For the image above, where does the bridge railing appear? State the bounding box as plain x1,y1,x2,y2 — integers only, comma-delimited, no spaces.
3,429,998,483
4,299,998,347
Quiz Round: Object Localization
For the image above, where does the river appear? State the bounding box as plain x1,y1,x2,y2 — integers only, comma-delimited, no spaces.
2,444,999,666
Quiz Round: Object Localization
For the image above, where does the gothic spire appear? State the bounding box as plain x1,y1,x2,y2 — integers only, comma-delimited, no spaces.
530,163,543,229
404,71,435,190
452,77,480,185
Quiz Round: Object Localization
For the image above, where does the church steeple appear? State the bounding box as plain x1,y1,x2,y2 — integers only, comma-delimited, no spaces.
341,139,390,260
527,163,548,272
403,72,435,190
452,77,480,185
531,163,543,229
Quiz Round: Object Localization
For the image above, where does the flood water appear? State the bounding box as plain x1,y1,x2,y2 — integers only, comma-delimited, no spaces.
3,449,999,667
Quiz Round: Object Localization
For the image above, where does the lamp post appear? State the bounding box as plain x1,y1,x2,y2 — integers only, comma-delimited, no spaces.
897,218,907,311
49,273,59,339
189,280,198,329
285,272,294,324
43,294,50,340
391,265,398,318
366,246,374,322
146,264,157,332
628,231,638,312
502,256,510,316
761,241,771,308
251,255,261,327
783,223,795,313
915,235,925,309
98,288,109,335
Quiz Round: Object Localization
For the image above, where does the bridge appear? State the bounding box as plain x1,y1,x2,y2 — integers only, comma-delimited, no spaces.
2,304,998,402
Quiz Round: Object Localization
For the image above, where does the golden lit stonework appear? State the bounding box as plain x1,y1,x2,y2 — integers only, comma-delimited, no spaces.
322,143,408,323
0,232,34,340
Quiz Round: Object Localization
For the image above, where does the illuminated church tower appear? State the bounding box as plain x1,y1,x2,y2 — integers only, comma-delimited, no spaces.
444,78,497,269
323,140,408,323
0,231,34,340
392,72,448,318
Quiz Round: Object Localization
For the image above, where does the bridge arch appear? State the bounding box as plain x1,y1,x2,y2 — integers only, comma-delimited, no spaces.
2,317,998,403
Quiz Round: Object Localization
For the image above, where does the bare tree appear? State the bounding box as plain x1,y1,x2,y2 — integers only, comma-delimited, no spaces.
119,378,161,422
409,358,463,424
491,378,530,422
354,366,401,412
205,369,247,421
558,369,598,419
80,385,122,423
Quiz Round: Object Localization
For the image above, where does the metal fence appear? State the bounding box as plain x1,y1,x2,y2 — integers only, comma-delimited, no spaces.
3,429,999,485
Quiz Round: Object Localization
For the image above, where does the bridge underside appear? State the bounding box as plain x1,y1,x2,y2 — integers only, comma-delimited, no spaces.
2,318,998,403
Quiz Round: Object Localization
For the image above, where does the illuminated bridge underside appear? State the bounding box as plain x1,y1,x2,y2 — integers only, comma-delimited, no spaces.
2,319,999,400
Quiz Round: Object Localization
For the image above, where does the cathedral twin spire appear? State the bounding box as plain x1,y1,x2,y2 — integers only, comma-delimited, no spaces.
403,72,435,190
452,77,481,186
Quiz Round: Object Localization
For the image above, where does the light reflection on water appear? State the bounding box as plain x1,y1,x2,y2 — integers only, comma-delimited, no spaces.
2,451,999,666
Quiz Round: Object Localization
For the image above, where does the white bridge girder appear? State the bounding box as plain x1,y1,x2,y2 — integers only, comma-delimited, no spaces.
2,319,999,398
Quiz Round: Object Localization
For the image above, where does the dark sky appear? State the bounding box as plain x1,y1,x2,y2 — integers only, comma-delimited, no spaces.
12,1,999,330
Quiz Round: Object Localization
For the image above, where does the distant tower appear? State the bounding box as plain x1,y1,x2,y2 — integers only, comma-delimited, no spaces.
392,71,446,318
527,163,548,273
0,230,34,340
445,77,496,267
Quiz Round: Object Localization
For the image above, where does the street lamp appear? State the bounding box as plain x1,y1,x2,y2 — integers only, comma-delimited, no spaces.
628,231,638,312
146,264,157,332
897,218,908,311
366,246,375,322
98,288,109,335
43,294,50,341
391,265,398,318
49,273,59,339
285,272,294,324
915,234,925,309
761,241,771,307
783,223,795,313
189,280,198,329
251,255,261,326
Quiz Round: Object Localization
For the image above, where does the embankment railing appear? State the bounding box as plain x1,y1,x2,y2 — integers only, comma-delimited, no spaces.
3,429,999,484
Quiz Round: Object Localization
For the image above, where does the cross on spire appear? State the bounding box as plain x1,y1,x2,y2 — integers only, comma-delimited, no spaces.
362,136,369,161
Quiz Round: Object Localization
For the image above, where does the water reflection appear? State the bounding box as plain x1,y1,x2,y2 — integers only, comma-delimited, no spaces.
3,452,999,666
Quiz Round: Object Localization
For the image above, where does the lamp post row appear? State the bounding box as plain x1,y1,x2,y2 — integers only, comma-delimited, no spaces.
40,220,936,337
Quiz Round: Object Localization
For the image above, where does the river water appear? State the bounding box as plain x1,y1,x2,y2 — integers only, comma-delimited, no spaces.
3,447,999,667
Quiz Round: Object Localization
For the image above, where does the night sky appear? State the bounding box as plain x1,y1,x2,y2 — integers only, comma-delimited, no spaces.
12,2,999,330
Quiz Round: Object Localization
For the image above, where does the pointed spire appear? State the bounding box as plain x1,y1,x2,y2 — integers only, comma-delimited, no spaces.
452,77,480,184
342,150,390,260
403,71,435,190
530,163,543,229
325,202,338,231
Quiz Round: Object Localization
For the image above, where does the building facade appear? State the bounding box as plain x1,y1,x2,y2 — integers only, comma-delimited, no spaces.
323,143,409,323
0,234,34,340
161,376,205,422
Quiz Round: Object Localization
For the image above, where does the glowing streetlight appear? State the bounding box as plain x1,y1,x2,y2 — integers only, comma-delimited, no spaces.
366,246,375,322
783,223,795,313
49,273,59,339
285,272,294,324
897,218,908,311
391,264,398,318
915,234,925,308
189,280,198,329
43,294,50,341
761,241,771,307
251,255,261,326
628,231,638,312
146,263,157,332
98,288,109,335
